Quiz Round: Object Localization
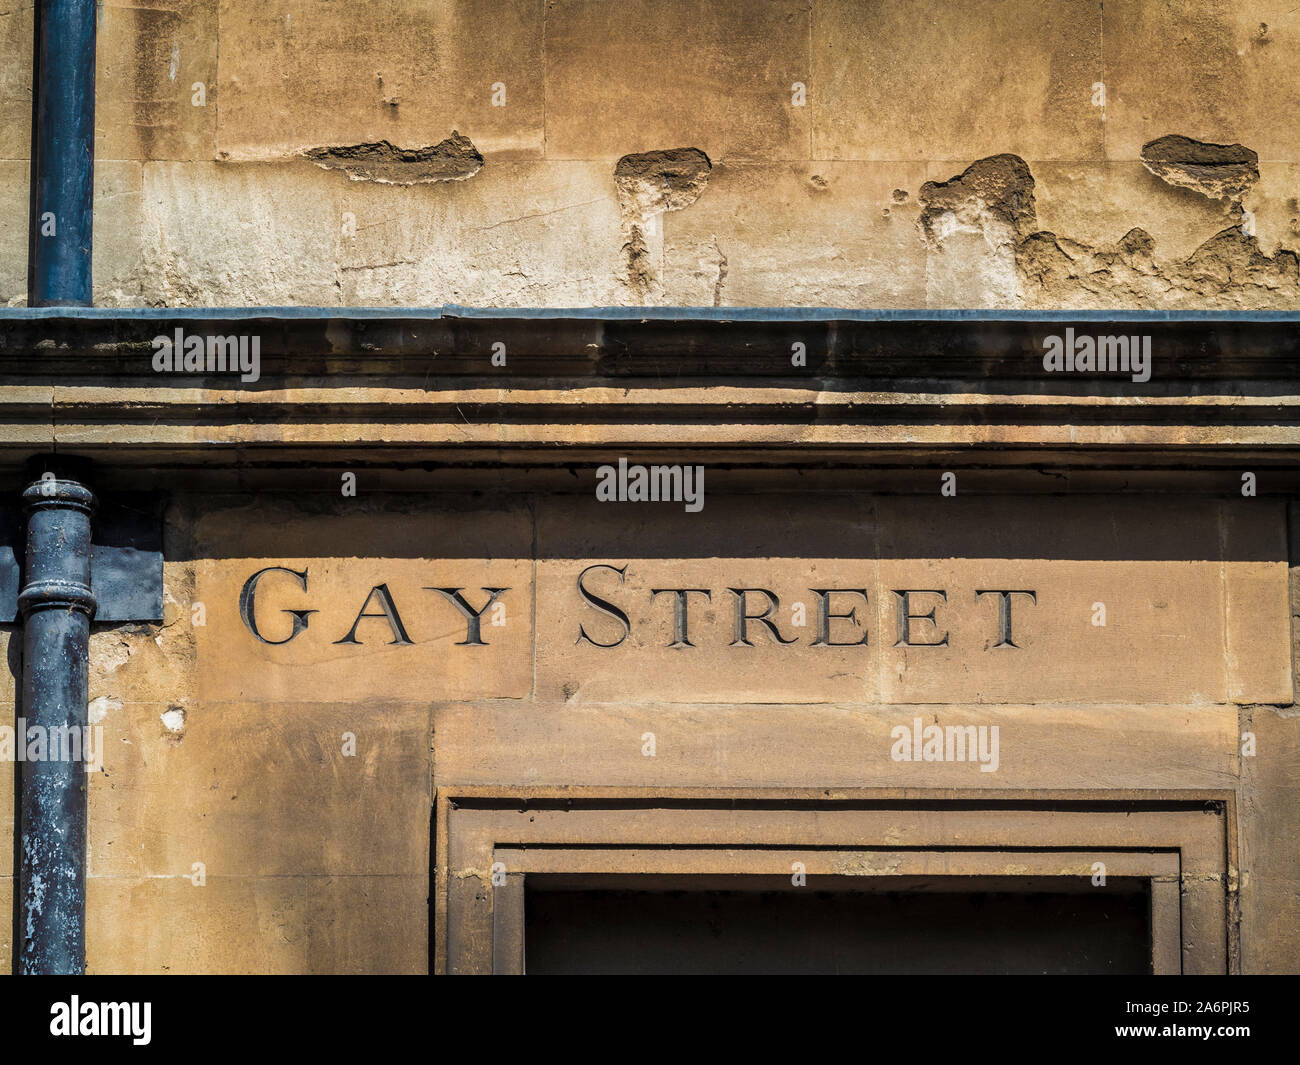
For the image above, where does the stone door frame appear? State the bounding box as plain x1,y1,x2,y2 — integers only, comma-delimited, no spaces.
434,787,1236,975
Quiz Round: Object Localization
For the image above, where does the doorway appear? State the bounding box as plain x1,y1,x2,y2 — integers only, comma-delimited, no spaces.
435,789,1232,974
524,875,1152,975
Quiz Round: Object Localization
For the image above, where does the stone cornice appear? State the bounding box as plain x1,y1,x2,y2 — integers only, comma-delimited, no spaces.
1,311,1297,464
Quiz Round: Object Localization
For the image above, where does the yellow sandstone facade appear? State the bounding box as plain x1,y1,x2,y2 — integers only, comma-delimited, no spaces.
0,1,1298,974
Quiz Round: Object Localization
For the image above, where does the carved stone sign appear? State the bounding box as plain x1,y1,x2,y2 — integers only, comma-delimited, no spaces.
190,495,1290,707
237,563,1036,651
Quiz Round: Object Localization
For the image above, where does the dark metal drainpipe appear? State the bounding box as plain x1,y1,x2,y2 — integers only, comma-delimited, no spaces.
27,0,98,306
17,467,96,974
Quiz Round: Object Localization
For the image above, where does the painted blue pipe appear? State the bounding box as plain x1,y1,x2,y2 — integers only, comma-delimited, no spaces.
17,465,96,975
28,0,97,307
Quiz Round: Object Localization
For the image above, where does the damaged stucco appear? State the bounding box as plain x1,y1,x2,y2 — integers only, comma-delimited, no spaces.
918,140,1299,309
614,147,712,299
1,0,1299,309
917,155,1039,308
302,132,483,185
1140,135,1260,202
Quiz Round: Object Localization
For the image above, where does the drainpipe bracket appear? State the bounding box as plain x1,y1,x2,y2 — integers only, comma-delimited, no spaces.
0,490,163,624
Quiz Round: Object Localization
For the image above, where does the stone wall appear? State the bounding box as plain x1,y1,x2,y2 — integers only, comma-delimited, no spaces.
1,2,1298,978
3,477,1296,972
2,0,1298,308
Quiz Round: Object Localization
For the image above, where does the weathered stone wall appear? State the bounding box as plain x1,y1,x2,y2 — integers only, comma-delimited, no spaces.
3,480,1296,972
1,1,1298,978
2,0,1298,308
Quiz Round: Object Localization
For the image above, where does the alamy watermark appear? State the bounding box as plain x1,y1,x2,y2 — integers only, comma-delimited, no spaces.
596,458,705,512
50,997,151,1045
1042,328,1151,383
152,327,261,383
0,719,103,772
890,717,999,773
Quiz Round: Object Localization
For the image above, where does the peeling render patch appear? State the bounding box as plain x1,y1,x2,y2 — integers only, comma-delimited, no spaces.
160,706,186,736
1141,135,1260,202
917,155,1037,307
1019,225,1300,309
615,148,712,298
614,147,713,210
88,696,122,725
1261,703,1300,719
711,236,729,307
302,131,483,184
918,154,1038,244
916,149,1300,309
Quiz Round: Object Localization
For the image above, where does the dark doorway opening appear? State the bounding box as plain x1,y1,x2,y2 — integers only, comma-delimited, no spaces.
525,875,1152,975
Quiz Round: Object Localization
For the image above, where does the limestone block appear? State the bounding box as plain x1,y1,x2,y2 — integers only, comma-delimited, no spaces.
215,0,544,160
544,0,811,162
813,0,1103,162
